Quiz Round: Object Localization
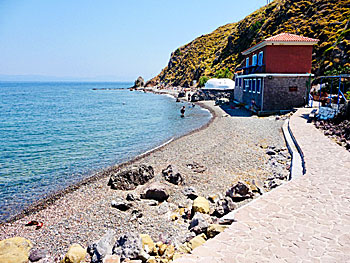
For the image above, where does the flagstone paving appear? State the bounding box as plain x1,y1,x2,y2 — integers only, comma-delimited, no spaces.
174,108,350,262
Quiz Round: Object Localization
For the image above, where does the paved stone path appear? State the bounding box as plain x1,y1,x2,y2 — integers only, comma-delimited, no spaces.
174,108,350,262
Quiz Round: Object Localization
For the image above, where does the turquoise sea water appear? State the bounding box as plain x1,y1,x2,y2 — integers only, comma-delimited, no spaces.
0,82,211,222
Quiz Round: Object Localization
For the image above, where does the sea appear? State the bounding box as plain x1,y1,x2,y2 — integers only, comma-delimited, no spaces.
0,82,211,222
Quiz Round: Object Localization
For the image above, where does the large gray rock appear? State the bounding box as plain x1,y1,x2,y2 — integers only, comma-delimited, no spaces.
112,232,145,261
140,182,169,202
162,165,184,185
108,165,154,190
88,230,116,263
213,197,237,218
189,213,210,234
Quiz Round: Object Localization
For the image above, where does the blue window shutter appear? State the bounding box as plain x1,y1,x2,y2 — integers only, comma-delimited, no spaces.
258,51,263,66
253,55,257,66
246,57,249,67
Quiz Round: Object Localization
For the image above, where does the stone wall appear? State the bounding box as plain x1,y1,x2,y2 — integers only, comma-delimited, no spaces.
263,76,308,111
199,89,234,101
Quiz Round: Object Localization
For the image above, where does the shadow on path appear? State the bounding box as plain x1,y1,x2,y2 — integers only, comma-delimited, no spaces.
219,104,252,117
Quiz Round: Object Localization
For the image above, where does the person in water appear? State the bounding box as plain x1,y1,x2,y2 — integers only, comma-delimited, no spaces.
180,106,185,117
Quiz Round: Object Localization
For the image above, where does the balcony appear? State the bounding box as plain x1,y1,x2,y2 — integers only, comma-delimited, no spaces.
241,65,266,75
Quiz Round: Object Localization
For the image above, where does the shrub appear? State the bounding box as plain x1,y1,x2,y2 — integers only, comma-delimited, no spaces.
198,76,209,87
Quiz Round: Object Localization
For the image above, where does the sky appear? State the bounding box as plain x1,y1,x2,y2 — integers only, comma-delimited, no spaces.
0,0,269,81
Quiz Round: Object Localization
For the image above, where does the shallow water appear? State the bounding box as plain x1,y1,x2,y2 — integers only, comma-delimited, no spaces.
0,82,211,222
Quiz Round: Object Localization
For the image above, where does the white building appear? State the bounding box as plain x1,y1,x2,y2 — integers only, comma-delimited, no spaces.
203,78,235,90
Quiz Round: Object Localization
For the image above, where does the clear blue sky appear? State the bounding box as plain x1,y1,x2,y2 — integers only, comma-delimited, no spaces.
0,0,269,81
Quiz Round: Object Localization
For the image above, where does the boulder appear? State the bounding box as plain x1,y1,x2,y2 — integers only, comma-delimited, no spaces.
29,248,48,262
189,213,209,234
182,187,198,200
111,200,132,211
103,255,120,263
0,237,33,263
226,181,253,200
112,232,143,261
158,244,167,256
140,182,169,202
181,232,196,243
266,150,276,155
192,197,210,214
162,165,184,185
108,165,154,190
140,234,155,255
88,230,116,263
265,179,284,190
217,212,236,225
164,245,175,260
213,197,236,218
207,224,227,238
61,244,86,263
188,234,206,250
126,194,138,202
207,194,220,203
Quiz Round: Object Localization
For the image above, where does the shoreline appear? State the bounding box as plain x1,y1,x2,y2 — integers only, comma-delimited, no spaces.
0,99,290,260
1,99,216,225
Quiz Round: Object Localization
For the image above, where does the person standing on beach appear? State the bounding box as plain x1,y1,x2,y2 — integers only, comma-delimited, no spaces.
180,106,185,117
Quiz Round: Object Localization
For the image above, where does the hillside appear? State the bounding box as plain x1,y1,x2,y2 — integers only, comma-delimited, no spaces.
147,0,350,87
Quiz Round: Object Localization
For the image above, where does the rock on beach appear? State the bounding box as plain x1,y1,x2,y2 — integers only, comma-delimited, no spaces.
108,165,154,190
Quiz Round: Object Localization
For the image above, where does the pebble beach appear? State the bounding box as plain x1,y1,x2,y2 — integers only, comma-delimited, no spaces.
0,100,290,261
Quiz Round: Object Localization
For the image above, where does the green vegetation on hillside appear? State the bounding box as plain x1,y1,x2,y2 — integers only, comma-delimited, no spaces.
147,0,350,87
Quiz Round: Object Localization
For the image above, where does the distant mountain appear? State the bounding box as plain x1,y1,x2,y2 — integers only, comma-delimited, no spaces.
147,0,350,87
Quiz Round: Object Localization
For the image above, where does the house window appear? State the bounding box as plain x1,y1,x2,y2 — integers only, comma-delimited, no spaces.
249,79,252,92
252,79,256,93
239,78,242,88
258,51,264,66
257,79,261,94
244,79,249,92
252,54,257,66
246,57,249,67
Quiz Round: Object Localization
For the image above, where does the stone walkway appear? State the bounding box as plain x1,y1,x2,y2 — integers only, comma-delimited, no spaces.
174,108,350,263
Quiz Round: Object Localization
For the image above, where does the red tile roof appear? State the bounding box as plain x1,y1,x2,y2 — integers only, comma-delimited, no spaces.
242,33,319,55
265,33,319,42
